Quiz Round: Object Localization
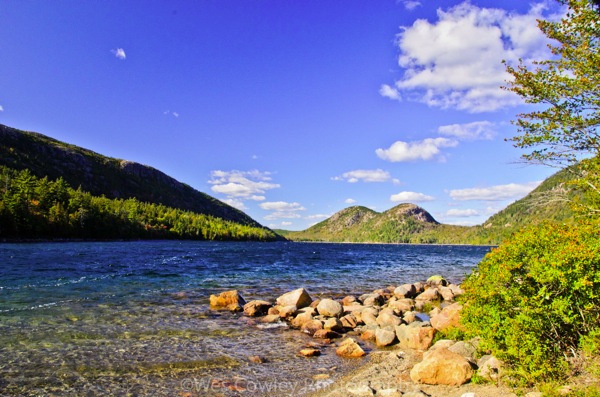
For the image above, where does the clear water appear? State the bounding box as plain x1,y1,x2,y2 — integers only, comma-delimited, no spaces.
0,241,491,396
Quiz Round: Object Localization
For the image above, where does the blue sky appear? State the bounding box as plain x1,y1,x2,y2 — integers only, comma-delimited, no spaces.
0,1,563,230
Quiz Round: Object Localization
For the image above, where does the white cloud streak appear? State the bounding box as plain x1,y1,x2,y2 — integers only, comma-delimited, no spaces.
111,48,126,60
260,201,306,220
208,170,279,201
345,198,357,204
390,191,434,203
376,138,458,162
382,2,554,112
449,181,542,201
333,169,392,183
438,121,496,140
403,1,421,11
446,208,480,217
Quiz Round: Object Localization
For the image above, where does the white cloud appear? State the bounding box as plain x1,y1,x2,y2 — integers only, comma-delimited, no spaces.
403,1,421,11
208,170,279,201
438,121,496,140
260,201,306,220
449,181,542,201
345,198,357,204
306,213,330,220
281,221,293,227
382,2,553,112
376,138,458,162
390,191,434,203
221,198,247,211
379,84,401,100
446,208,480,217
163,110,179,118
111,48,126,60
334,169,392,183
0,105,4,112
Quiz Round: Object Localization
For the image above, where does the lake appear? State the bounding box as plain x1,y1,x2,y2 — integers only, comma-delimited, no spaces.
0,241,491,396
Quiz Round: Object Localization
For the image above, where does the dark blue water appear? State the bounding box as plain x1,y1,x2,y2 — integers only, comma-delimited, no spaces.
0,241,490,396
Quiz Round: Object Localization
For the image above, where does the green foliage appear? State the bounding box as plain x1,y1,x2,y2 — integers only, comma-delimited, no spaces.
0,166,277,241
460,222,600,385
505,0,600,168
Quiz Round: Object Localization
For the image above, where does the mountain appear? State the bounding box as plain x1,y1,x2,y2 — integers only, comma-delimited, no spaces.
0,124,261,228
288,204,473,244
287,168,576,245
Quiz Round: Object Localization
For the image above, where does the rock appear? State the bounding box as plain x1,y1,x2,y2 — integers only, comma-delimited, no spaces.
378,389,403,397
243,300,272,317
361,310,378,326
310,299,321,309
449,284,465,297
299,348,321,357
301,319,324,335
290,307,315,328
477,355,503,381
415,288,440,302
342,295,358,306
376,311,403,327
403,311,417,324
413,282,425,293
261,314,281,323
396,321,436,351
267,307,280,316
427,275,448,287
323,317,344,332
525,393,543,397
404,392,429,397
340,313,359,329
428,307,441,318
346,384,374,396
248,355,265,363
388,298,414,313
314,329,342,339
438,286,455,301
277,305,298,319
209,290,246,311
336,338,366,358
448,340,477,362
317,298,344,317
430,302,463,331
410,347,474,386
359,326,377,342
429,339,456,351
359,293,384,306
276,288,312,309
376,327,397,347
394,284,417,299
313,373,330,380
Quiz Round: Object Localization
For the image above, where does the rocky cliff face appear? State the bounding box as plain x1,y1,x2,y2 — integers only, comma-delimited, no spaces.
0,123,263,227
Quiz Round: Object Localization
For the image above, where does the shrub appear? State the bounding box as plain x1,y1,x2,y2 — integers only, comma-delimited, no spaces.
460,222,600,385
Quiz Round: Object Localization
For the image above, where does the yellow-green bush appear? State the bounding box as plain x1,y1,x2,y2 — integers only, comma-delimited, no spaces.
460,222,600,384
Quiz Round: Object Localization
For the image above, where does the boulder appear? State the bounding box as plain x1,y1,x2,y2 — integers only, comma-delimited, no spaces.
299,348,321,357
342,295,358,306
301,319,324,335
426,275,448,287
448,340,477,362
323,317,344,332
430,302,463,331
415,288,440,302
410,347,473,386
359,293,384,307
438,286,455,301
209,290,246,311
376,327,397,347
243,300,272,317
361,310,378,326
449,284,465,297
336,338,366,358
359,326,378,342
313,329,342,339
477,355,503,381
376,311,403,327
395,321,436,351
413,282,425,293
429,339,456,351
403,311,417,324
277,305,298,319
388,299,414,313
394,284,417,299
261,314,281,323
317,298,344,317
290,307,315,328
276,288,312,309
340,313,359,329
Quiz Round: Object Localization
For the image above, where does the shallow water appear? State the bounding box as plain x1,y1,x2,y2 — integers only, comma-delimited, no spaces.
0,241,491,396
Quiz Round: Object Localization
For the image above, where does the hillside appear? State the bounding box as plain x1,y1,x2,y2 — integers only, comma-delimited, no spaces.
287,168,576,245
0,124,261,228
288,204,473,244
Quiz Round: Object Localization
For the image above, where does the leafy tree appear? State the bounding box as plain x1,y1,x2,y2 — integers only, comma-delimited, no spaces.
505,0,600,168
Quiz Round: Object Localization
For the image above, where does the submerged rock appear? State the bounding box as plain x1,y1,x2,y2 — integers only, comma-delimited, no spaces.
209,290,246,311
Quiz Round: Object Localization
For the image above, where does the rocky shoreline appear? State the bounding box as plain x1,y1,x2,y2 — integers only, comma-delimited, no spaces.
209,276,520,397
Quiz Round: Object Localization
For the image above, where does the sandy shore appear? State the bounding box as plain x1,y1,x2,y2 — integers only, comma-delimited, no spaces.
307,346,519,397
